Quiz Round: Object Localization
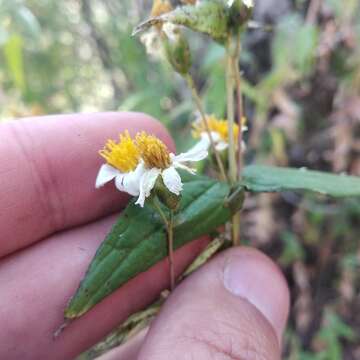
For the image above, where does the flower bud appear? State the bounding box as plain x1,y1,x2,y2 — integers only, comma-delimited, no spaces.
227,0,254,31
154,176,181,210
162,24,192,75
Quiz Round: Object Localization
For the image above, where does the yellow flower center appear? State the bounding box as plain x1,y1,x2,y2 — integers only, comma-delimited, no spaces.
192,115,247,143
151,0,172,17
99,131,140,173
135,132,171,169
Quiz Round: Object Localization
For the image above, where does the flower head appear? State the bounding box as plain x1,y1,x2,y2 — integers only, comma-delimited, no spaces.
96,130,208,207
99,131,140,172
192,115,247,152
135,132,171,169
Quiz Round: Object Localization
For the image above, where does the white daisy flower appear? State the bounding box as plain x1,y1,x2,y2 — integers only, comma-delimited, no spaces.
191,115,248,154
96,130,208,207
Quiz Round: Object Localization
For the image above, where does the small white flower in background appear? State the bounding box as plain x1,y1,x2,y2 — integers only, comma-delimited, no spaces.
191,115,248,153
96,131,208,207
162,22,179,42
140,28,163,59
140,0,174,59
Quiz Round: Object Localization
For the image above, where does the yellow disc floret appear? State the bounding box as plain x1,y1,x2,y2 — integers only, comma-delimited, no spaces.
135,132,171,169
192,115,247,143
99,131,140,173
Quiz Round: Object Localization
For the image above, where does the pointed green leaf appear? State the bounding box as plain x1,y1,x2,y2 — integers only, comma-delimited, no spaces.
65,176,240,319
242,165,360,197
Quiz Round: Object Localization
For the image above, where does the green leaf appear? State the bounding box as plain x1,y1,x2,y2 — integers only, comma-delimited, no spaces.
242,165,360,197
65,176,240,319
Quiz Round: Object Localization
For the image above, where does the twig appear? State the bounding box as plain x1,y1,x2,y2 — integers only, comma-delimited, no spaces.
185,74,228,182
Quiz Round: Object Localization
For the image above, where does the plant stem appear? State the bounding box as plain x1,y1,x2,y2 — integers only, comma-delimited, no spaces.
152,198,175,290
168,211,175,291
185,73,228,182
226,36,240,246
232,35,244,178
152,198,169,227
226,45,237,184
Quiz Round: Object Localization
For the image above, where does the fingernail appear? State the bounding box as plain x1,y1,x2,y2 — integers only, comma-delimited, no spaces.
223,249,289,343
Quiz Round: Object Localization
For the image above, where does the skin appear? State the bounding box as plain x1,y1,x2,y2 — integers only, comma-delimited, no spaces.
0,112,290,360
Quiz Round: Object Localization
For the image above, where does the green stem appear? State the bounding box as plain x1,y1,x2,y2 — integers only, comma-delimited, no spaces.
152,198,175,290
152,197,169,227
226,36,240,246
168,211,175,291
185,73,228,182
226,45,237,184
232,35,244,178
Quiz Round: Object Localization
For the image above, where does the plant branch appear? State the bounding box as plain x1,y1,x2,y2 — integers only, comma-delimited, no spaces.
185,74,228,182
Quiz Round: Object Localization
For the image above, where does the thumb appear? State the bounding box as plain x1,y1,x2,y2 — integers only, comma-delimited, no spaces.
138,247,289,360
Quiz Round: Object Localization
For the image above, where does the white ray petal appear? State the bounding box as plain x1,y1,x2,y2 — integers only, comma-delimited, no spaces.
172,135,210,164
162,166,183,195
241,140,247,153
135,168,161,207
215,141,228,152
181,134,210,159
173,162,196,175
95,164,121,188
115,162,145,196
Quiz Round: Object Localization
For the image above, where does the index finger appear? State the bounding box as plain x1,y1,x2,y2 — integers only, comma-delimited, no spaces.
0,112,174,258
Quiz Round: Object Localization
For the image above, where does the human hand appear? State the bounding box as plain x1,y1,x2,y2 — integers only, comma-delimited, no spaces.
0,112,289,360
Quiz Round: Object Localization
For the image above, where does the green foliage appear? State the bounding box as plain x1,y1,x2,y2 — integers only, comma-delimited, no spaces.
242,14,319,116
279,231,305,266
242,165,360,197
65,175,237,319
315,310,357,360
3,34,26,91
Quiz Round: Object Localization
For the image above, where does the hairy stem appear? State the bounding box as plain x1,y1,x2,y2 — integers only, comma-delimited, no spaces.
226,49,237,184
227,37,240,246
168,211,175,291
233,36,244,178
185,74,228,182
152,198,175,290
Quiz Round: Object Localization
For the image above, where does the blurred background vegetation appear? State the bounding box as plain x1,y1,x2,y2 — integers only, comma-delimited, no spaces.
1,0,359,359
